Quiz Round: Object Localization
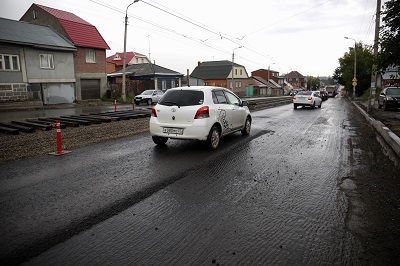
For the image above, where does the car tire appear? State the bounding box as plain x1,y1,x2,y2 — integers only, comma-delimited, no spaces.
152,136,168,145
147,99,152,105
318,102,322,108
383,101,388,111
311,102,315,109
378,102,382,109
241,116,251,135
206,126,220,150
294,104,297,109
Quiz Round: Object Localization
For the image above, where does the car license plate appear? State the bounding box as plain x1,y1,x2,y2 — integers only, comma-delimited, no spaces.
163,127,183,135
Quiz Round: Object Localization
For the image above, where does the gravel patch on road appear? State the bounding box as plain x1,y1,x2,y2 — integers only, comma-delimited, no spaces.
0,118,149,165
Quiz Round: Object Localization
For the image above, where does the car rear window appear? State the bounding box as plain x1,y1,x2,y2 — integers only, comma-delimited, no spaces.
297,91,312,95
158,90,204,106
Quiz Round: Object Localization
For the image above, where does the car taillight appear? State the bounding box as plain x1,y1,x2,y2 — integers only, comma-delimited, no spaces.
308,96,313,100
293,96,297,100
151,106,157,117
194,106,209,119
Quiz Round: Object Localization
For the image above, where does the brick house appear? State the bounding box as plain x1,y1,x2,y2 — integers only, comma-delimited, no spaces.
286,70,306,89
106,52,150,74
190,60,252,97
20,3,110,100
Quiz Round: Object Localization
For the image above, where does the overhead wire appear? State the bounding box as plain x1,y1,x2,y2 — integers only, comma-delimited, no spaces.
89,0,332,73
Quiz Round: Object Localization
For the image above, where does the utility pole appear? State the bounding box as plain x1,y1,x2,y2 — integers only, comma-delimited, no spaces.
368,0,381,113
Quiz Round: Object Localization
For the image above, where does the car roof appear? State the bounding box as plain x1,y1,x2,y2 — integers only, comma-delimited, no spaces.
168,86,227,92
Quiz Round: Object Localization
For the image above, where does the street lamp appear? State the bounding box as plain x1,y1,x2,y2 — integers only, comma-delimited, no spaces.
122,0,139,102
344,37,357,98
231,46,243,90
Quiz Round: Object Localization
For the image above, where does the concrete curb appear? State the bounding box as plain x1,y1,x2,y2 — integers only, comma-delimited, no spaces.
353,102,400,158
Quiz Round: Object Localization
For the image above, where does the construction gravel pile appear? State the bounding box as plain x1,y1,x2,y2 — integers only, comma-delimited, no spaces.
0,118,149,165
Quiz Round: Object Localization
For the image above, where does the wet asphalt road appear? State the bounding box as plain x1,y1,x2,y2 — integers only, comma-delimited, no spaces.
1,96,399,265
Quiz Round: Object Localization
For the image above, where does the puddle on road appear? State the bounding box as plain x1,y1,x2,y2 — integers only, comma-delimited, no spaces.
340,178,357,191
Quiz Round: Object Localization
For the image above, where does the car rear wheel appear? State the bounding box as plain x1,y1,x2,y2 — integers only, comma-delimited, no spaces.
318,101,322,108
152,136,168,145
311,102,316,109
294,104,298,109
147,99,152,105
206,126,220,150
241,117,251,135
383,101,388,111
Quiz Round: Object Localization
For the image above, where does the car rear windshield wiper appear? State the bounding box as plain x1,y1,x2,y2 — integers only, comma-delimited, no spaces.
161,101,181,108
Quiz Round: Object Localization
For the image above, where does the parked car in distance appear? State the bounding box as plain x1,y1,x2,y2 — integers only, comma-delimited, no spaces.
293,91,322,109
134,90,164,105
378,87,400,111
149,86,252,150
319,89,328,101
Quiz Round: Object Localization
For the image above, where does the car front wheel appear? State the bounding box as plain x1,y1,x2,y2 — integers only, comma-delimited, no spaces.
206,126,220,150
241,117,251,135
152,136,168,145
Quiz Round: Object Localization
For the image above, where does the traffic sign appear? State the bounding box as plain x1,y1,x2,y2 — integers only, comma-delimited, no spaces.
352,77,357,82
352,81,357,87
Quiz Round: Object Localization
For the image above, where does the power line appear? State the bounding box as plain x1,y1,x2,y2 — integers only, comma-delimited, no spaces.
240,0,332,39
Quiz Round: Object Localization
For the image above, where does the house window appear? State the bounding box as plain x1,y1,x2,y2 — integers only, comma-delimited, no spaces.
235,69,238,75
33,10,37,19
235,81,242,88
162,80,167,90
0,54,20,71
171,80,175,88
240,69,242,75
40,54,54,69
85,49,96,63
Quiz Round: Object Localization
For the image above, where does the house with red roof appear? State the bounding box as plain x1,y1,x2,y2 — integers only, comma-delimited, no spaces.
21,3,110,100
106,52,150,74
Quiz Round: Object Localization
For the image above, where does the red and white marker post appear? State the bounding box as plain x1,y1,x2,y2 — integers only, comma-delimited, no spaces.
49,120,71,156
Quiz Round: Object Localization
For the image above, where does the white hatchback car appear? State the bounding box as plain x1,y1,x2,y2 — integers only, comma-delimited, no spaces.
293,91,322,109
149,86,252,150
134,90,164,105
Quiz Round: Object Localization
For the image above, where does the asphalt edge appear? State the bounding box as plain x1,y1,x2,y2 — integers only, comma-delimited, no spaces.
353,102,400,158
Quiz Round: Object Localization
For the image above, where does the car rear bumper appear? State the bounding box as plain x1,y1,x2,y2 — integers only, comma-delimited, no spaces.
149,118,211,140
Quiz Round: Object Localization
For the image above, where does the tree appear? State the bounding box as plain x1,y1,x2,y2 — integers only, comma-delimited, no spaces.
333,43,373,97
377,0,400,71
306,76,321,90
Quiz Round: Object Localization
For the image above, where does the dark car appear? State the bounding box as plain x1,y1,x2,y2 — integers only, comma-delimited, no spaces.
319,89,328,101
378,87,400,111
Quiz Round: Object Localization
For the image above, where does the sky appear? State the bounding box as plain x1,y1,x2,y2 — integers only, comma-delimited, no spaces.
1,0,384,78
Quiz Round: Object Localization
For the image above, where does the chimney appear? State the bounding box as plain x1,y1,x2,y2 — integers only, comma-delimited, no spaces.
198,61,202,66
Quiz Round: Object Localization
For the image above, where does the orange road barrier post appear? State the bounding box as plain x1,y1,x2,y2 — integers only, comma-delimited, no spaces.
114,99,117,112
132,98,135,110
49,120,71,156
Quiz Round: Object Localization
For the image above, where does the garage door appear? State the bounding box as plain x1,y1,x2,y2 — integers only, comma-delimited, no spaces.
81,79,100,100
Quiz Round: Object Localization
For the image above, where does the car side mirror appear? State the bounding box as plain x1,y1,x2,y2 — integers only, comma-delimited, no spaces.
240,100,248,107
